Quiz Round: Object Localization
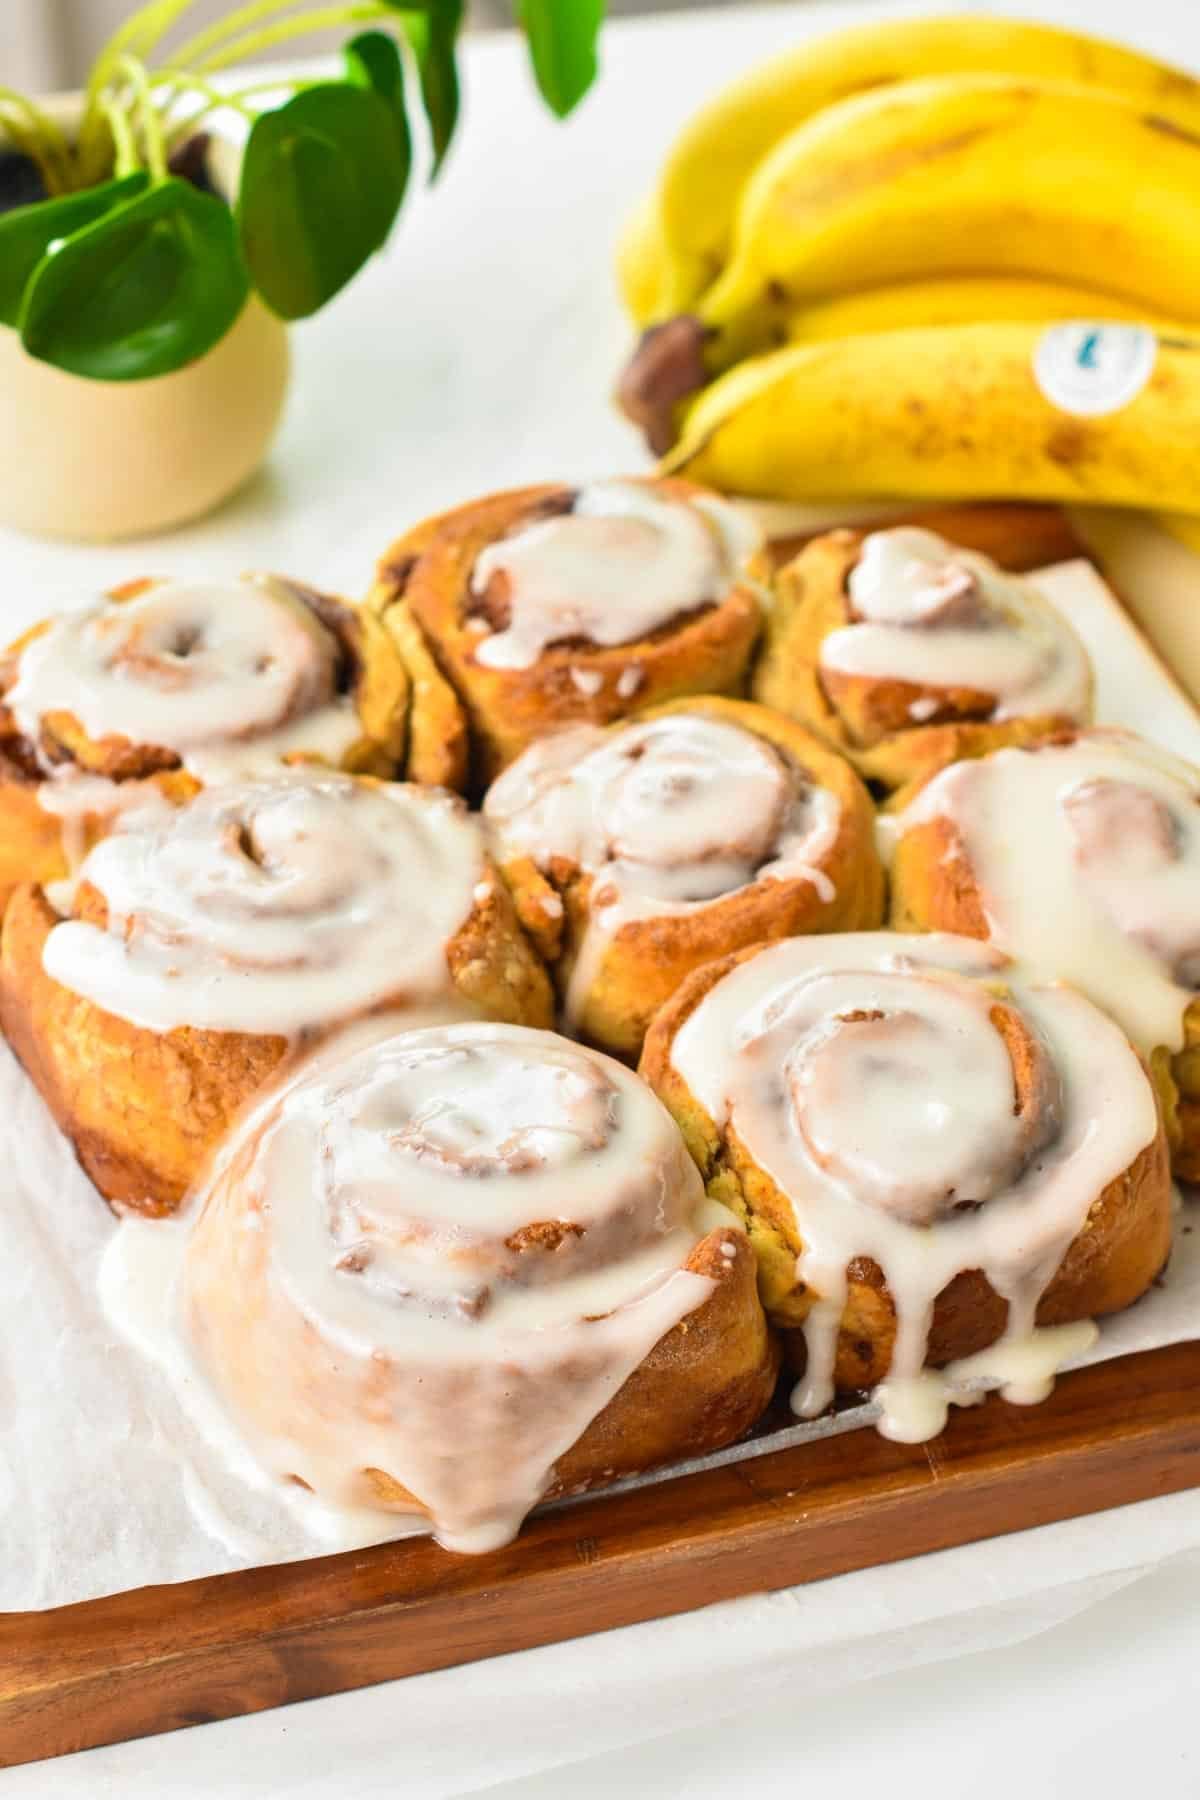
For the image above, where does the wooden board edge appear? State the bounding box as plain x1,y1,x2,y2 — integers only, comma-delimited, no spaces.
3,1337,1199,1769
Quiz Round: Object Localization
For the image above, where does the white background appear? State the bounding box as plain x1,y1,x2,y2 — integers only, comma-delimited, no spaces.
5,2,1200,1793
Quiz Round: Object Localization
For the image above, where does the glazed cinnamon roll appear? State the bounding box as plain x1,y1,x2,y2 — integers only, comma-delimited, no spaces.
485,695,883,1057
370,477,766,783
0,770,552,1215
642,933,1170,1443
889,729,1200,1179
0,570,467,915
753,527,1093,797
150,1019,778,1552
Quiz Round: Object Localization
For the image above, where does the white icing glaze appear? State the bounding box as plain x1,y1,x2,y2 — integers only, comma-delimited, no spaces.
163,1019,726,1552
668,932,1157,1440
897,730,1200,1053
8,575,362,783
469,482,760,671
42,771,484,1036
484,712,841,1029
823,528,1091,724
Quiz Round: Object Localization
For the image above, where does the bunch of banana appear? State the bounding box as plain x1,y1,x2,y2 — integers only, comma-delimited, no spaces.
615,16,1200,520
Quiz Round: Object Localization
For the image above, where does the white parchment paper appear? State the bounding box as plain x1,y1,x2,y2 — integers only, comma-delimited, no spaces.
1,558,1198,1614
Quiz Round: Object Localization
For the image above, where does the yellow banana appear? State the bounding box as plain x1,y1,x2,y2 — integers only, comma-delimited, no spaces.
1158,512,1200,558
615,189,668,328
783,278,1175,344
665,322,1200,513
619,15,1200,324
695,75,1200,372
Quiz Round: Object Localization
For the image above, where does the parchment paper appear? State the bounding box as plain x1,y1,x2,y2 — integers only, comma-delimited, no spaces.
2,557,1198,1613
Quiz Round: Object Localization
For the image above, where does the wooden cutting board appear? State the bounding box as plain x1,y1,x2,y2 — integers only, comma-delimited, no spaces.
3,502,1197,1770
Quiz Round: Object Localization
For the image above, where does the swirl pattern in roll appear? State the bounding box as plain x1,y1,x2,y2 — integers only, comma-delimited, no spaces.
890,727,1200,1176
168,1020,776,1552
0,570,459,920
753,526,1092,795
485,695,883,1055
641,932,1169,1443
371,477,766,780
0,770,553,1214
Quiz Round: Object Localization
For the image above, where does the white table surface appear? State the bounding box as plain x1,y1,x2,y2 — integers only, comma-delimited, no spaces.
6,2,1200,1794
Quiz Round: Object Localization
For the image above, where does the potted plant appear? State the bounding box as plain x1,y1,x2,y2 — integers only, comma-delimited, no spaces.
0,0,604,540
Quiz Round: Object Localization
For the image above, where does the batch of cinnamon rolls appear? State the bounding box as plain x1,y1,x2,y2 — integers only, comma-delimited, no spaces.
0,476,1192,1554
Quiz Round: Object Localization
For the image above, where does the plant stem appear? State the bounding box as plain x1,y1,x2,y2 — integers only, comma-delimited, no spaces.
194,4,391,75
0,89,74,193
81,0,198,179
99,95,142,178
159,77,303,150
118,57,170,182
169,0,321,71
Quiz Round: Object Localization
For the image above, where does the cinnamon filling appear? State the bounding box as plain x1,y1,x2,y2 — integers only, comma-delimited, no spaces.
40,770,486,1037
176,1021,724,1552
896,731,1200,1050
485,712,841,1027
817,527,1091,730
464,482,758,671
668,932,1157,1441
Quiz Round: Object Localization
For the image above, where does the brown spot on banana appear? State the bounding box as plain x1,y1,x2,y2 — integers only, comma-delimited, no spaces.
1045,423,1092,469
1143,113,1200,149
771,119,1011,214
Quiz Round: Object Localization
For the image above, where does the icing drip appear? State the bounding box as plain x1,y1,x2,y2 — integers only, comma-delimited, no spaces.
42,771,484,1035
8,575,362,782
822,527,1090,723
897,730,1200,1052
668,932,1156,1442
172,1020,723,1552
484,712,841,1028
468,482,761,671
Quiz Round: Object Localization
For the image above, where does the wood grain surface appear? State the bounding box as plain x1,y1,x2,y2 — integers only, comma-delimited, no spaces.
4,1338,1200,1769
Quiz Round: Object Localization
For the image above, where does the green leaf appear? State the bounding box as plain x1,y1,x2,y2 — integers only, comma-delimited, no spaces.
392,2,462,177
344,29,405,107
518,0,604,118
237,82,407,321
344,30,413,195
0,174,148,327
18,177,249,381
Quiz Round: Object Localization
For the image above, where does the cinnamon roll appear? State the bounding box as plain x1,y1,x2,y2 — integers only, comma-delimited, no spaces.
0,570,467,916
0,770,552,1215
641,933,1170,1443
485,695,883,1057
370,477,767,783
157,1018,778,1552
889,729,1200,1179
753,527,1093,797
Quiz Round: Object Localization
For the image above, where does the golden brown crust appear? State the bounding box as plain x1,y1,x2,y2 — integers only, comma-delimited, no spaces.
763,503,1083,580
370,477,766,786
641,940,1173,1395
0,578,439,925
0,883,289,1217
0,843,553,1217
377,600,470,792
890,797,1200,1182
752,527,1089,798
493,695,884,1059
364,1227,779,1513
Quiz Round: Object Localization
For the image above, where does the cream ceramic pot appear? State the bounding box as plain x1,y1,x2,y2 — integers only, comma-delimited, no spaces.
0,99,289,542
